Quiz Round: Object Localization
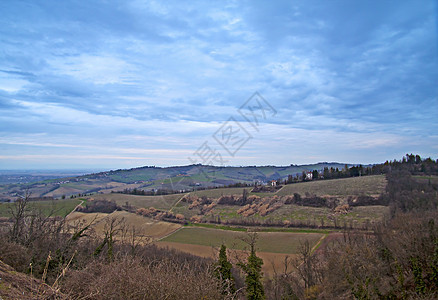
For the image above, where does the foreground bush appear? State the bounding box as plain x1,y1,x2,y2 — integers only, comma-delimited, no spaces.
320,212,438,299
62,256,222,300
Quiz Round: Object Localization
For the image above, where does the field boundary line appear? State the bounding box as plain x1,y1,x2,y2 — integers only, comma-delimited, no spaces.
156,225,184,241
311,233,327,254
65,200,84,218
274,185,286,195
169,192,189,213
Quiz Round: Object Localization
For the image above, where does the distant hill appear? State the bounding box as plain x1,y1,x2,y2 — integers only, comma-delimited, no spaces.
0,162,359,200
0,169,96,184
103,162,352,183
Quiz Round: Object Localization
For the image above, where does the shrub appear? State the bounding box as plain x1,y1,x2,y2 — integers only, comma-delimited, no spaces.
77,200,120,213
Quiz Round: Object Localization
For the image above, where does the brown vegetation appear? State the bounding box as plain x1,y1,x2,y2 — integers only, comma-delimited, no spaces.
77,199,121,213
0,198,223,299
320,212,438,299
333,204,350,214
62,256,222,300
283,193,339,208
135,206,186,224
67,211,181,242
0,154,437,298
236,196,282,217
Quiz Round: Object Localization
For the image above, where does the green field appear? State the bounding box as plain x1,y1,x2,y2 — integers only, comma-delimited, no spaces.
208,203,388,228
161,227,324,254
271,204,388,227
276,175,386,197
0,198,82,218
190,222,331,234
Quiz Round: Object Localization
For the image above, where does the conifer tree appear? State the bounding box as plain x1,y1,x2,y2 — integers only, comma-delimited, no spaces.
239,234,265,300
214,244,236,295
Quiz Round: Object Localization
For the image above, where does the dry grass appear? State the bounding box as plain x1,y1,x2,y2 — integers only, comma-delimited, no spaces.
66,211,182,241
0,260,66,299
90,193,183,210
44,186,83,197
65,211,109,224
155,241,299,276
97,182,145,193
191,187,248,198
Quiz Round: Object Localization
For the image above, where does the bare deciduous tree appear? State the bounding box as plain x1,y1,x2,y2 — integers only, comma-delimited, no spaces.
9,189,31,242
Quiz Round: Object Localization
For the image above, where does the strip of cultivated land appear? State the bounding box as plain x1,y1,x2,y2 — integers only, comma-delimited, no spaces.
156,241,300,276
157,226,326,276
66,210,182,241
159,227,323,253
90,193,183,210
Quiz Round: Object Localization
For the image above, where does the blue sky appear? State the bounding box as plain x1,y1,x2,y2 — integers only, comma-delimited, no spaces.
0,0,437,170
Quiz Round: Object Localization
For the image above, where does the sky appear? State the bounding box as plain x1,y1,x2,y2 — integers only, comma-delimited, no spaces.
0,0,437,170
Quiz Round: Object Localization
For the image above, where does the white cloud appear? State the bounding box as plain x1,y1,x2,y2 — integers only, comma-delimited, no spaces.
48,55,136,85
0,0,436,169
0,73,30,93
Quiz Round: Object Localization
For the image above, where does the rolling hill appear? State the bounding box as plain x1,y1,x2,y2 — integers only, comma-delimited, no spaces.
0,162,355,200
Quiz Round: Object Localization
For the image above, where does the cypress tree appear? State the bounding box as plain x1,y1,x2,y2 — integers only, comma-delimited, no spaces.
239,240,265,300
214,244,235,295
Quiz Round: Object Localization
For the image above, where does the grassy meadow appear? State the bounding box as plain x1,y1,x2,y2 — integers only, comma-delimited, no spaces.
275,175,386,197
0,198,82,218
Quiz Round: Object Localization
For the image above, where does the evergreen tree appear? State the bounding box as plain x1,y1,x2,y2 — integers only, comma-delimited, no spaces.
323,167,330,179
214,244,235,295
239,235,265,300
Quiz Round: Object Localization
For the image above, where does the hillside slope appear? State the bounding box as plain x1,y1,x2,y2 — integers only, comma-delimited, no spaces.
0,260,65,299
